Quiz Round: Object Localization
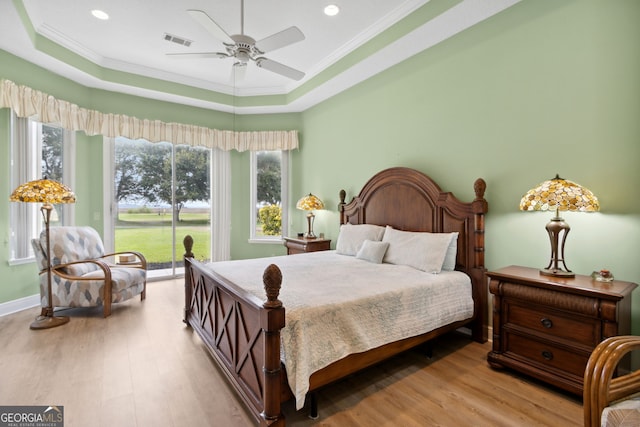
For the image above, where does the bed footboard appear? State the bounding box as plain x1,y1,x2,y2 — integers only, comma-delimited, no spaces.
183,236,286,426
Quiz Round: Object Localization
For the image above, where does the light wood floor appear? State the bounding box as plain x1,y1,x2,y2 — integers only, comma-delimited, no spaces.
0,279,583,426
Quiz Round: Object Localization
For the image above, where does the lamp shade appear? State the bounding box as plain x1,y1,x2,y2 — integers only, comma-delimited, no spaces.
296,193,324,211
10,178,76,204
519,174,599,213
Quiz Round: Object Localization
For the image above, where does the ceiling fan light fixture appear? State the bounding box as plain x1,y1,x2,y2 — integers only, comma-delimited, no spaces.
236,50,251,63
324,5,340,16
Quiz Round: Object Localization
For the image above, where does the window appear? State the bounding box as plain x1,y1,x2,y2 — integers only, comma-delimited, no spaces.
9,114,75,263
105,137,212,279
250,150,289,242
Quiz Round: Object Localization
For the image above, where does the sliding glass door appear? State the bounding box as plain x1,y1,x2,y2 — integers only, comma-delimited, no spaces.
107,137,211,279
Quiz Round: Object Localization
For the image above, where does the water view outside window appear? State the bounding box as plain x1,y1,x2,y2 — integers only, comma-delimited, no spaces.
113,138,211,275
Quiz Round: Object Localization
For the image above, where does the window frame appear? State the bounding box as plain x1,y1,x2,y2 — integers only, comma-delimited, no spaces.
8,113,76,265
249,150,290,243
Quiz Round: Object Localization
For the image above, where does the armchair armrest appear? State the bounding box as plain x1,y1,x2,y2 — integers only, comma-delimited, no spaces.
584,336,640,427
51,259,112,282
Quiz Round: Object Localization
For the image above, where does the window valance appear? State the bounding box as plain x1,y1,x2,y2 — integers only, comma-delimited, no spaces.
0,79,298,151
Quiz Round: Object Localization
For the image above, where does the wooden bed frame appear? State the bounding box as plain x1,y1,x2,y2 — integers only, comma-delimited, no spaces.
183,167,488,426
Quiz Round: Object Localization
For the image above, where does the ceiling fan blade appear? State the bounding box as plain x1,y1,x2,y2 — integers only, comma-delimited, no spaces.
255,27,305,53
166,52,229,59
255,58,305,81
187,9,235,45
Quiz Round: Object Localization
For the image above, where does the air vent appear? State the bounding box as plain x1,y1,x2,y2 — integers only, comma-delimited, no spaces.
163,33,192,47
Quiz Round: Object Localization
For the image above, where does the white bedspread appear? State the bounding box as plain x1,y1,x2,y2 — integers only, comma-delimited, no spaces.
205,250,474,410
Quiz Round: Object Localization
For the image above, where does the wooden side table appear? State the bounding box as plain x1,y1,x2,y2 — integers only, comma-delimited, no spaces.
487,265,637,395
283,237,331,255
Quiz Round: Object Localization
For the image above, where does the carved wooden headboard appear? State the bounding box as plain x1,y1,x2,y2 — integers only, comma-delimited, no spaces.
338,167,489,341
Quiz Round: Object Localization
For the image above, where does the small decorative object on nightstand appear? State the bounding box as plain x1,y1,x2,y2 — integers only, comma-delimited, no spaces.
283,236,331,255
487,265,637,396
591,269,614,282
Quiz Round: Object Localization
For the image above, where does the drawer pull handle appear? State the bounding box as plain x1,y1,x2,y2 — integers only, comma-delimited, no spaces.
542,350,554,361
541,318,553,328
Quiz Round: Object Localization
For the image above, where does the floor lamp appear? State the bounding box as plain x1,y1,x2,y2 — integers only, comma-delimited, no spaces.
10,178,76,329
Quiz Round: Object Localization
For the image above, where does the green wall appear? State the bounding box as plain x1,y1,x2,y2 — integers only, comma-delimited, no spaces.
1,0,638,333
295,0,640,331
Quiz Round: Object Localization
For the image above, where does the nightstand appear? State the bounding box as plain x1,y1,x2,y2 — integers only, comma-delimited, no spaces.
487,265,637,396
283,237,331,255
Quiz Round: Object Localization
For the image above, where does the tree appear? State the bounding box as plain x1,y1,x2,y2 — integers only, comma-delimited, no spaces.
170,146,210,221
114,142,145,206
255,151,283,236
41,125,63,181
257,151,281,204
135,143,210,221
136,142,171,205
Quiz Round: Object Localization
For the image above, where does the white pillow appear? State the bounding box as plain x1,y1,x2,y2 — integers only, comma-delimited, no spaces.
441,232,459,271
336,223,386,256
382,226,455,273
356,240,390,264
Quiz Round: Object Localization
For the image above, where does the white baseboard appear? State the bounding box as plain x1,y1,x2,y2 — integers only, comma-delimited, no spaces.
0,294,40,317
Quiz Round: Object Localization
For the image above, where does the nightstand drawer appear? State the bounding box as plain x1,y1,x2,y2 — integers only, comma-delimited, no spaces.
506,333,589,378
506,303,599,347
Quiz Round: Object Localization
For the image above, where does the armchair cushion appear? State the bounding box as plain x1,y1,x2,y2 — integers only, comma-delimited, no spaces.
601,394,640,427
45,226,105,276
82,268,146,302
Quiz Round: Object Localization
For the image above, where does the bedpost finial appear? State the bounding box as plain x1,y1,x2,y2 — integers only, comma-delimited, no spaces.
474,178,486,200
263,264,283,308
183,235,194,258
339,189,346,204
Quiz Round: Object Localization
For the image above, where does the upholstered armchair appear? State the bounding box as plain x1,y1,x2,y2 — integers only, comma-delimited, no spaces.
31,226,147,317
584,335,640,427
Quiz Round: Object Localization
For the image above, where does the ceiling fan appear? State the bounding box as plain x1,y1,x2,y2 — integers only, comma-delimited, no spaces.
169,0,306,81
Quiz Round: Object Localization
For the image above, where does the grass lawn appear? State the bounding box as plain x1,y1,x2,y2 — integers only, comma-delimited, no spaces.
115,212,210,264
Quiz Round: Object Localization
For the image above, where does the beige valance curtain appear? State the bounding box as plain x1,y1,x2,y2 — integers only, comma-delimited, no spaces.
0,79,298,151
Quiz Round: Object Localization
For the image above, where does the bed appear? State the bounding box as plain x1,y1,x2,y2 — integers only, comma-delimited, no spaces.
182,167,489,426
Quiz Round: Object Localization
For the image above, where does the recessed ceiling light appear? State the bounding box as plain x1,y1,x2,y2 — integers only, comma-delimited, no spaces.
91,10,109,20
324,4,340,16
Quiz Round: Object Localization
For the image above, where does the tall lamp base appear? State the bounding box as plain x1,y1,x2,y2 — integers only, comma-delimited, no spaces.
30,204,71,330
305,212,317,239
30,314,70,330
541,215,575,278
